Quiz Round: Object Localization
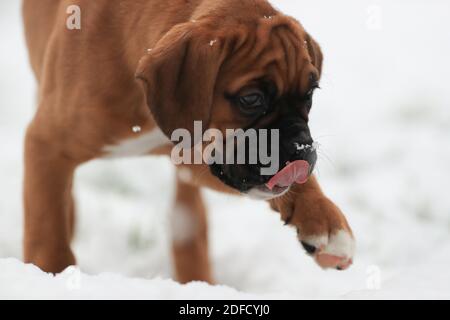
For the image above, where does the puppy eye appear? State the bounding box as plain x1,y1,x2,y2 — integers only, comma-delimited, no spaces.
239,93,264,108
304,84,320,111
306,84,320,100
238,92,267,116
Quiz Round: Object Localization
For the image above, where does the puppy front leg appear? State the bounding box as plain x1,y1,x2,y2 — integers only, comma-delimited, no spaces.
170,168,213,284
270,176,355,270
23,127,77,273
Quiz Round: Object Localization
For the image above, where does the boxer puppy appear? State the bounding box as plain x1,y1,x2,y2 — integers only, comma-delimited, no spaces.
22,0,354,284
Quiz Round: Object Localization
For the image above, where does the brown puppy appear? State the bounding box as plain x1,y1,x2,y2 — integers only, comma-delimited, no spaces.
22,0,355,283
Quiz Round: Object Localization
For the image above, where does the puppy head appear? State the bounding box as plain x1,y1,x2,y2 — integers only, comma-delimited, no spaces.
136,14,323,200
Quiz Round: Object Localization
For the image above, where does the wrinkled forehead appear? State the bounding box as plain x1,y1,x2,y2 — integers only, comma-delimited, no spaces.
221,16,320,96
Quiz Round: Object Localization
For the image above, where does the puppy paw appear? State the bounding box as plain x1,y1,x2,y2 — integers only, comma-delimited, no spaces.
300,230,355,270
269,181,355,270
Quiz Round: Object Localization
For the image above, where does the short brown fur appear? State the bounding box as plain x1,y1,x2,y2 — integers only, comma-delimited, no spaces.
22,0,353,282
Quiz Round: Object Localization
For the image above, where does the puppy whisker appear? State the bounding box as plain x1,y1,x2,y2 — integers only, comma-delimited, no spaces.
314,133,338,140
317,151,336,170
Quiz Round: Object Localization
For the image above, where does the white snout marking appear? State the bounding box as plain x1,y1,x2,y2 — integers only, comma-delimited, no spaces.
170,204,197,244
102,128,170,158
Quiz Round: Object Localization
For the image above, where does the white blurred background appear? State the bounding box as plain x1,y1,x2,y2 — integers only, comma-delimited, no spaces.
1,1,450,298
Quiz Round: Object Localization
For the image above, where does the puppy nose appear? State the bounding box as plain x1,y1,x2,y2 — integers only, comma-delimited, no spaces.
277,118,317,170
294,143,317,168
296,131,313,144
286,139,317,172
282,129,312,156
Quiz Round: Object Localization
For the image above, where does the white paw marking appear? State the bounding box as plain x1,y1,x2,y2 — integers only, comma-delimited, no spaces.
302,230,355,259
323,230,355,258
102,128,170,158
301,234,328,250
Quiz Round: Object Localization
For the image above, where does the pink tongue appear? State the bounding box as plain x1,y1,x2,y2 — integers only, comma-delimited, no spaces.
266,160,310,190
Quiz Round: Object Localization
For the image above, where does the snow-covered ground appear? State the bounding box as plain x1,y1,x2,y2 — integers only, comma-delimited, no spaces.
1,0,450,299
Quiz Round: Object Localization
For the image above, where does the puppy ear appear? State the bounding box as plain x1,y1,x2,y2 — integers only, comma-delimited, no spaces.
136,22,226,139
305,34,323,76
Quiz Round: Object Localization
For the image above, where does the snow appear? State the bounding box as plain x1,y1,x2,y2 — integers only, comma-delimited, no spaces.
0,258,278,300
1,1,450,299
132,126,142,133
